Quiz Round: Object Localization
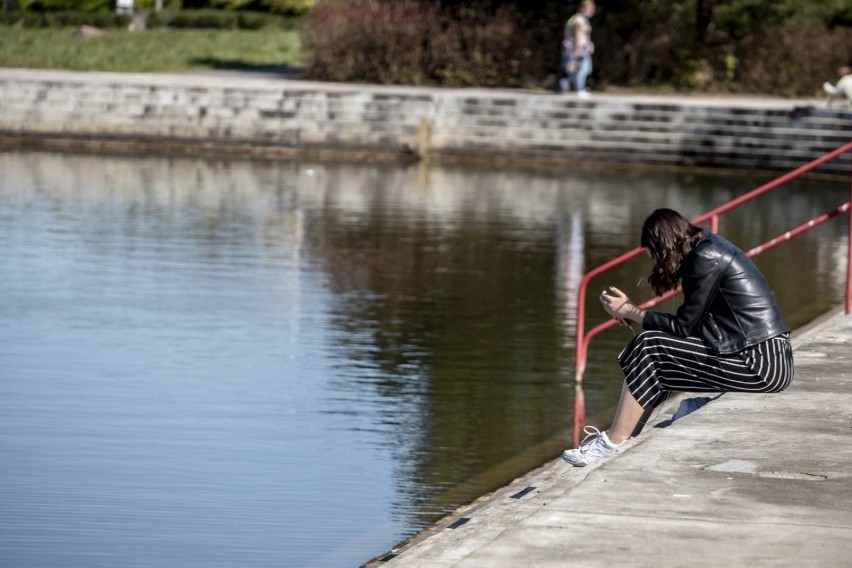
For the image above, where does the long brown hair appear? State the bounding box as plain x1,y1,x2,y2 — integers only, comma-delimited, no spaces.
640,209,703,295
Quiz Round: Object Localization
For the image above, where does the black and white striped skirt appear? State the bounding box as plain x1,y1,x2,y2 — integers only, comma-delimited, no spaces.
618,330,794,409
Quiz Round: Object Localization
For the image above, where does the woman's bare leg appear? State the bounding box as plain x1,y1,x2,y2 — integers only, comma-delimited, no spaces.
606,383,645,444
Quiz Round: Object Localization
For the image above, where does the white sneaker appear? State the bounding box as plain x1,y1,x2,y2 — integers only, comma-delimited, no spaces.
562,426,618,467
576,89,591,99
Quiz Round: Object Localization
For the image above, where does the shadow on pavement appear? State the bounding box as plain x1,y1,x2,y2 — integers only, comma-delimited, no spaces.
655,394,723,429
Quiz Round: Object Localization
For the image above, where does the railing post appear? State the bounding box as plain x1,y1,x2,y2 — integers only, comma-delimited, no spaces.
573,383,585,448
847,159,852,314
575,282,587,384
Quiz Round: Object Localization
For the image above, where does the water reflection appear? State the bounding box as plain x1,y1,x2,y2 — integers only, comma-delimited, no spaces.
0,151,847,567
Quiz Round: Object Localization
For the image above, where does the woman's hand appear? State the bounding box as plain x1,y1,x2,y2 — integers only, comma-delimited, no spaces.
599,286,645,325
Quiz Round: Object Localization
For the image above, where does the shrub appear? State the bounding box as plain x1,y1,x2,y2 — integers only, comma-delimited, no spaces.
176,0,313,15
146,8,294,29
0,9,130,27
592,0,697,89
734,25,852,96
302,0,555,88
430,4,529,86
257,0,313,16
18,0,111,12
303,1,436,84
569,0,852,95
236,10,267,29
147,8,238,28
208,0,252,9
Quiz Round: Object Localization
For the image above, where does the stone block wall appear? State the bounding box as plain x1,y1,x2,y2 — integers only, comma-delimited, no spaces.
429,95,851,172
0,69,849,173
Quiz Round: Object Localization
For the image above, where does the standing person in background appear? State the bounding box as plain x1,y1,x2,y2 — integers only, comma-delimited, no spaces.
558,0,596,97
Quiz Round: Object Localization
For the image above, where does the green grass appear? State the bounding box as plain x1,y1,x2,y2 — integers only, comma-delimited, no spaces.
0,27,305,73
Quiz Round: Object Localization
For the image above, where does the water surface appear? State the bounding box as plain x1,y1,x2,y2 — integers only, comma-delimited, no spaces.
0,151,847,567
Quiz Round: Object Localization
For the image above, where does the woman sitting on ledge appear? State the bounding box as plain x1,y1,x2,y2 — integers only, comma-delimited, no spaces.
563,208,794,467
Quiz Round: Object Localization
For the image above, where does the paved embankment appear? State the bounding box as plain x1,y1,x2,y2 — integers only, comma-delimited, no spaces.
0,68,850,172
375,310,852,567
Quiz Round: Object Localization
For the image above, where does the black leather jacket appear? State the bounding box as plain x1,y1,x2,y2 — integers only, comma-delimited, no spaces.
642,231,789,354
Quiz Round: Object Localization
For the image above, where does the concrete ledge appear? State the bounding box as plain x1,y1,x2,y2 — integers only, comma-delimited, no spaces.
373,310,852,567
1,69,850,173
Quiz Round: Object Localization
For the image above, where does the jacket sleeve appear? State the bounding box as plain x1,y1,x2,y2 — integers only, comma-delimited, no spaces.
642,249,732,338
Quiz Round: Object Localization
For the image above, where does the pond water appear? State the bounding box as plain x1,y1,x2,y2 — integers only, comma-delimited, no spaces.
0,150,847,567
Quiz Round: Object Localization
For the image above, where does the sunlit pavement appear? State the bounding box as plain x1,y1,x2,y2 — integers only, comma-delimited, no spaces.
378,309,852,567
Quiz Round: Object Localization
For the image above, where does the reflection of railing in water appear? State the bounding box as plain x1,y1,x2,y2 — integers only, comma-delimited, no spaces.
571,141,852,446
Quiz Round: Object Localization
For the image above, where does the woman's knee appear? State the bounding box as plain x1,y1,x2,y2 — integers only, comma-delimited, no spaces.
619,331,678,367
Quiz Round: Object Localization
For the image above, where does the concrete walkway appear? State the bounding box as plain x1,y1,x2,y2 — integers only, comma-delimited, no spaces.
377,310,852,567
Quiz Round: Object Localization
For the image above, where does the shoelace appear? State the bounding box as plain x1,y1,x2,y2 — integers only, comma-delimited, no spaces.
577,425,603,453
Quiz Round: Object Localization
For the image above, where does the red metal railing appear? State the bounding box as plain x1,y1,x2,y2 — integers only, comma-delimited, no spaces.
572,141,852,446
